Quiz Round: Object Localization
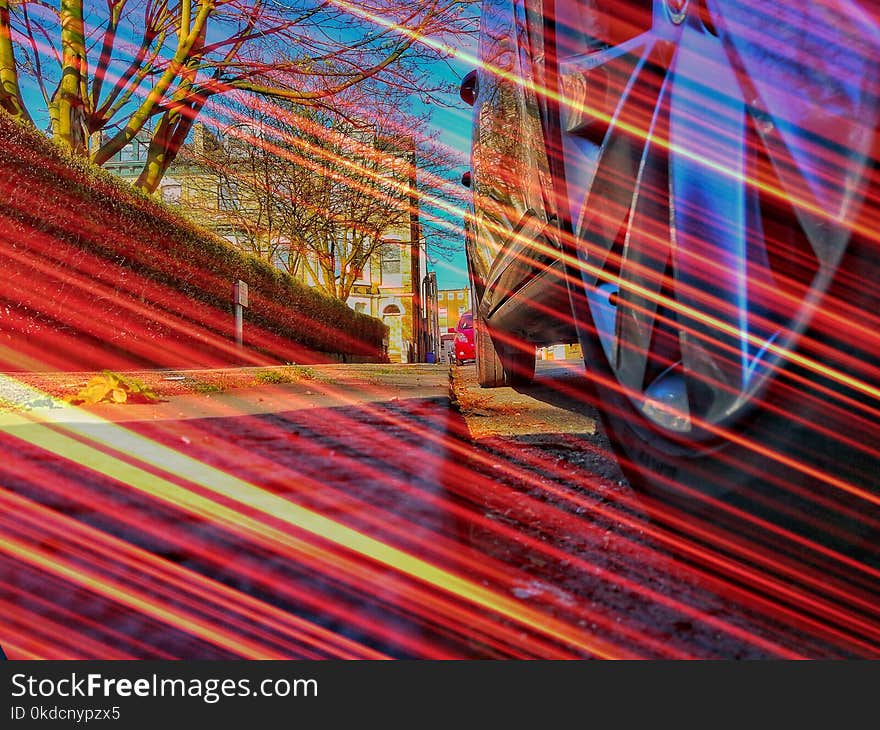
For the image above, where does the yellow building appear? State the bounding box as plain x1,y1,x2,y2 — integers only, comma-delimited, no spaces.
343,235,427,363
437,288,471,332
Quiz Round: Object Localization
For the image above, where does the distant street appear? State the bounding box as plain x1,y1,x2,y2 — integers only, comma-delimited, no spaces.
0,361,876,658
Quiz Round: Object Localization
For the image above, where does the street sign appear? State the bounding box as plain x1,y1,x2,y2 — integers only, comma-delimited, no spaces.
234,280,249,349
234,279,249,308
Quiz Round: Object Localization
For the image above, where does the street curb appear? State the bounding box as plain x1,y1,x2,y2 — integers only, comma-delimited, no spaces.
448,364,462,413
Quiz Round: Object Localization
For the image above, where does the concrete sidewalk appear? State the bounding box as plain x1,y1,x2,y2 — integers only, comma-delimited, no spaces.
0,364,449,426
449,358,601,439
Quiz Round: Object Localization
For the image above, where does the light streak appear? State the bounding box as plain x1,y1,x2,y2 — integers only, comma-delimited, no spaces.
0,403,630,659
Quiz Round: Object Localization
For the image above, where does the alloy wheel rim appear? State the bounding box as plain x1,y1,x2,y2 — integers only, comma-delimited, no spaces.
555,1,879,438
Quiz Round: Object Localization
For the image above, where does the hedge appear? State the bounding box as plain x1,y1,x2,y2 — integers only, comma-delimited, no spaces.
0,113,388,372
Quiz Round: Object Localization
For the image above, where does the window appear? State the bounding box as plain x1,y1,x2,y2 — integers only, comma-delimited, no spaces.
457,291,464,300
353,239,370,282
380,243,401,274
119,140,140,162
218,181,240,211
354,302,367,314
379,240,403,287
438,292,445,300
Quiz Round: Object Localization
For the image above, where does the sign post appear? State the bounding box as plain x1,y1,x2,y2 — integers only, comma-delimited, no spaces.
233,279,249,349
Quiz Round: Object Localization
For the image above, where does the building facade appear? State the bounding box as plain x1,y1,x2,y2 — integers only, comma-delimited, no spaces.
104,124,429,362
340,232,427,363
437,287,471,332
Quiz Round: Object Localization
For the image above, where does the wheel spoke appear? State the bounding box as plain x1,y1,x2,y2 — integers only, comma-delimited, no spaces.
560,34,668,274
559,34,658,136
614,74,673,391
668,24,754,421
710,1,880,267
565,1,879,436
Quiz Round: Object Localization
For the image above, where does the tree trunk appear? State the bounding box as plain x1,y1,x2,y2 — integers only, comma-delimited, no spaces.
315,255,338,300
51,0,88,153
134,24,208,193
135,101,201,194
136,113,174,194
0,0,30,122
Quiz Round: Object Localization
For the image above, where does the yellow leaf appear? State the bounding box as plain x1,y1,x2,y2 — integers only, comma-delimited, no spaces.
83,384,112,404
111,388,127,403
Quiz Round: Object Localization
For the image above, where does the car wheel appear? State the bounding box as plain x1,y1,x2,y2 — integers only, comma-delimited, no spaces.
550,2,880,560
475,312,505,387
504,343,536,387
476,311,538,388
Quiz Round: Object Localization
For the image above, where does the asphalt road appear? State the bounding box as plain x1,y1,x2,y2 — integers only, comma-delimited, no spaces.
0,361,877,658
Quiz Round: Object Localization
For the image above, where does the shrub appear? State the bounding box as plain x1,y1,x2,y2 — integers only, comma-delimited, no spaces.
0,113,388,372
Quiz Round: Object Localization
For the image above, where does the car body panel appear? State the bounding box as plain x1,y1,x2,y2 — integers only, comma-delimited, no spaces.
454,311,476,362
465,0,578,348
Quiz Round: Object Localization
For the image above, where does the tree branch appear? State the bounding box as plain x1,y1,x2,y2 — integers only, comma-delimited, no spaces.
19,3,51,107
93,0,214,166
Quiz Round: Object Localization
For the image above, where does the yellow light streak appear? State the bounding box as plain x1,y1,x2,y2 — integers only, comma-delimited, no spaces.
0,391,627,659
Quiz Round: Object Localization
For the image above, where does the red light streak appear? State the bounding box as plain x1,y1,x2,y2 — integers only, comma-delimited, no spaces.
0,407,634,658
1,0,878,662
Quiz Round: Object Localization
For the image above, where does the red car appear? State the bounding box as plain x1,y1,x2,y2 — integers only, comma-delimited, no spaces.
452,311,475,365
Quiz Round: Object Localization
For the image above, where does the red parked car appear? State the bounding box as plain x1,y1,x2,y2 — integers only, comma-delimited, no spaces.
452,311,475,365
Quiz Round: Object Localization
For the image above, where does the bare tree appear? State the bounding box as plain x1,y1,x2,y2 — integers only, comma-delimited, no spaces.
177,95,461,300
178,117,294,266
0,0,477,192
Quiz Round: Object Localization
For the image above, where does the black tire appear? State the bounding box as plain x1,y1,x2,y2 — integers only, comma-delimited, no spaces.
574,218,879,564
476,312,537,388
475,312,505,387
504,343,536,387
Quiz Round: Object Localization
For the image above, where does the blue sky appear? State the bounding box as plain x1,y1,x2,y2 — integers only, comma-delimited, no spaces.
419,63,476,293
19,69,477,293
403,15,480,294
